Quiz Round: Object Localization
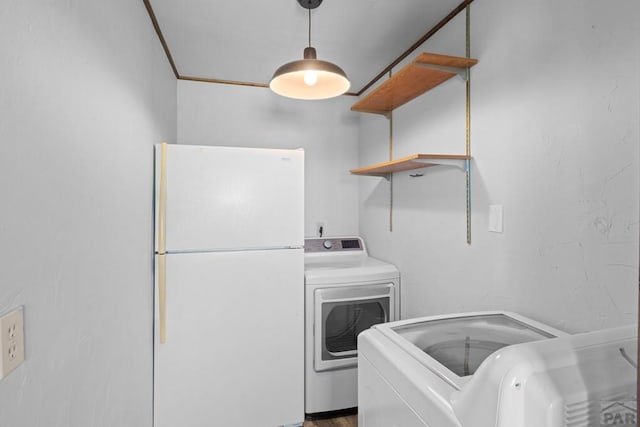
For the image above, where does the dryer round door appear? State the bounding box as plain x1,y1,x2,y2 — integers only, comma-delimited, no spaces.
314,283,395,372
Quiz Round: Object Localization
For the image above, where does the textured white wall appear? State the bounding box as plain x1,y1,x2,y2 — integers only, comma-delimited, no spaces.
0,2,176,426
358,0,639,332
178,80,360,238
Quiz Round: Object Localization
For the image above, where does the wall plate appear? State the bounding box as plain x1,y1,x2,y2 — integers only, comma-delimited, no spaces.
489,205,504,233
0,306,25,379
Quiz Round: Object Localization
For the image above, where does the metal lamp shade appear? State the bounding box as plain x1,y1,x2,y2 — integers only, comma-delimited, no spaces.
270,51,350,100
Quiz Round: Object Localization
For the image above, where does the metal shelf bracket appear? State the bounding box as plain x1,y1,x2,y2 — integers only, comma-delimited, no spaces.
413,62,470,81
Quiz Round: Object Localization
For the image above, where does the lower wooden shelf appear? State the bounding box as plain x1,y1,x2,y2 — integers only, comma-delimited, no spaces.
350,153,471,177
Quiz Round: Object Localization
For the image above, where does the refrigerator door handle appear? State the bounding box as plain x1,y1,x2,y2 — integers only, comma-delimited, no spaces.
157,143,168,344
158,254,167,344
157,142,167,255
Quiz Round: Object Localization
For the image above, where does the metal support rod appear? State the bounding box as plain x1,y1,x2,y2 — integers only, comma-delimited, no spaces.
388,168,393,228
465,4,472,245
389,69,394,233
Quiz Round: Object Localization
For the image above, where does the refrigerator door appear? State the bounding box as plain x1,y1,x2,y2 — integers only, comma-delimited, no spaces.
154,249,304,427
155,144,304,253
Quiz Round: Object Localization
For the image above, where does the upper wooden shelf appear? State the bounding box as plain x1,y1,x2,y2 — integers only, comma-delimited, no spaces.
350,153,471,177
351,52,478,116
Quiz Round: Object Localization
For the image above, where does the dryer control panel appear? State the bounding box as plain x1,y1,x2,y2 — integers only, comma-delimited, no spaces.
304,237,363,252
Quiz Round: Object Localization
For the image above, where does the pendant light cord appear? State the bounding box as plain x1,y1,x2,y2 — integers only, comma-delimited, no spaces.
308,8,312,47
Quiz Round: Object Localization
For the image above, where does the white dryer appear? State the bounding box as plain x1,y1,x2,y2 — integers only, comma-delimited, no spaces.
304,237,400,416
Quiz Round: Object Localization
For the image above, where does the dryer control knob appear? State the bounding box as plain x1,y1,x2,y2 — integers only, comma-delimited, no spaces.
323,240,333,250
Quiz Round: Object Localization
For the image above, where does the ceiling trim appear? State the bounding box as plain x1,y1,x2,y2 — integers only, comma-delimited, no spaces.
143,0,179,78
356,0,474,96
178,75,359,96
144,0,473,97
178,76,269,89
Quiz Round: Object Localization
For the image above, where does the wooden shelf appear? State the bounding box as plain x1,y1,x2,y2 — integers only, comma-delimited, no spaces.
351,52,478,116
350,153,471,177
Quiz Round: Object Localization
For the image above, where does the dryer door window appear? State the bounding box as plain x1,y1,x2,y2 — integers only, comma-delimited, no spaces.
323,300,387,356
314,283,395,372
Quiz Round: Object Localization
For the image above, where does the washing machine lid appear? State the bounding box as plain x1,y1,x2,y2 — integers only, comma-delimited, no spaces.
452,324,637,427
305,256,399,285
372,311,567,388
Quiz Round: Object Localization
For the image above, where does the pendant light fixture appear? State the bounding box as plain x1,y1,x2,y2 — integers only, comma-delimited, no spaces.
270,0,350,100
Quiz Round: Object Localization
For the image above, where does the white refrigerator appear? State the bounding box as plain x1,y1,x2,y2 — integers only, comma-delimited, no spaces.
153,143,304,427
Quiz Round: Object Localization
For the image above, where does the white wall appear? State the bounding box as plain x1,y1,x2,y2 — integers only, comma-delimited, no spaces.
0,2,176,426
358,0,639,332
178,81,360,238
0,1,636,424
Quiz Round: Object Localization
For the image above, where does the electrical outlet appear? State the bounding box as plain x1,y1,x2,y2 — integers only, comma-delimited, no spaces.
0,306,25,379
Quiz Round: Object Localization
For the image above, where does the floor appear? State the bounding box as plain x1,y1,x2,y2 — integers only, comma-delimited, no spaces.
303,415,357,427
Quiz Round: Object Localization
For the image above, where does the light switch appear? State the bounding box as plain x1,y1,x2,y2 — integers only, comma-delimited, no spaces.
489,205,503,233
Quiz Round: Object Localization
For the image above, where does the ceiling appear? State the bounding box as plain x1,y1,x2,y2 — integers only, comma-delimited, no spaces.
146,0,469,95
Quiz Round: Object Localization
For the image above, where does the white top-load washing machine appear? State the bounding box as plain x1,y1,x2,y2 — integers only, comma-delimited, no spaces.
359,311,638,427
305,237,400,416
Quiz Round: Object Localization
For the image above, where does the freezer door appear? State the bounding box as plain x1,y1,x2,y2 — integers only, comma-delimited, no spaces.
155,144,304,252
153,249,304,427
